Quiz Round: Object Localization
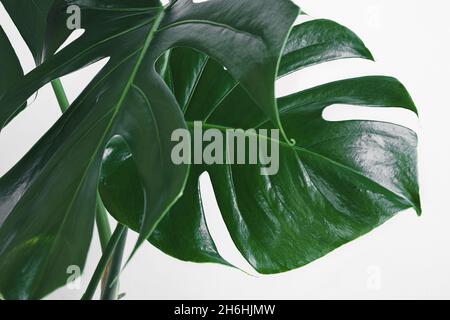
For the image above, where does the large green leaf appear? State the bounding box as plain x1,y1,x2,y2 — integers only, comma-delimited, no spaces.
0,0,299,299
100,19,420,273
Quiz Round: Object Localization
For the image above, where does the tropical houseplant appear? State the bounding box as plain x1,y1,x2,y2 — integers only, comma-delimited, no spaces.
0,0,420,300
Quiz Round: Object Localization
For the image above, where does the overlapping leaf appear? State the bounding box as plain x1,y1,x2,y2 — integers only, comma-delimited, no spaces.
100,19,420,273
0,0,299,299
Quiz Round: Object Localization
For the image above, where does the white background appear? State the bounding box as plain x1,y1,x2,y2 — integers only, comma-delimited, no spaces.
0,0,449,300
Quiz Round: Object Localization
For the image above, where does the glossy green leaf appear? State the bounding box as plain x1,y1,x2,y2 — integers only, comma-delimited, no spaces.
100,20,420,273
0,0,299,299
207,76,419,273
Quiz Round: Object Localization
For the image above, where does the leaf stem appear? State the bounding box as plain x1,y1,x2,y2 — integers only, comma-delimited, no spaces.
95,192,112,251
51,79,70,113
101,228,128,300
81,224,127,300
94,192,113,295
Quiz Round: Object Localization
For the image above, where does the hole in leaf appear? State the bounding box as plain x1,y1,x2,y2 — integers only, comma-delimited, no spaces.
199,171,258,275
323,104,419,132
55,29,85,54
276,59,380,98
58,57,109,104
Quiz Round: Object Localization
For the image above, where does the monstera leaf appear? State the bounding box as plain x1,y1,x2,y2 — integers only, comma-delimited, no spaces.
100,19,420,273
0,0,299,299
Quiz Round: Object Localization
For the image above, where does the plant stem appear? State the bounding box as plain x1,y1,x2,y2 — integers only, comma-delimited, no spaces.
51,79,70,112
95,192,113,295
81,224,127,300
101,228,128,300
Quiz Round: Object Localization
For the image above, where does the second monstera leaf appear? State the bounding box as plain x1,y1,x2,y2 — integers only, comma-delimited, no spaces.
100,19,420,273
